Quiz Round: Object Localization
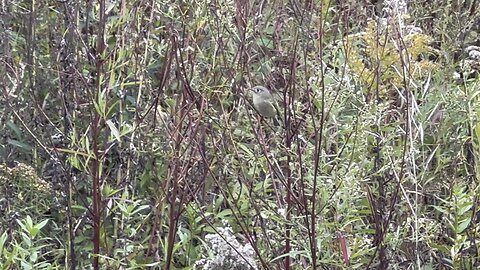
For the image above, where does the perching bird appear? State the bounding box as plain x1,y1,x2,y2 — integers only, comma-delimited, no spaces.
250,86,278,118
250,85,282,126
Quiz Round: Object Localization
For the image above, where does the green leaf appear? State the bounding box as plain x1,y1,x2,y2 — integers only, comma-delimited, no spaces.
6,121,22,139
106,120,121,142
238,143,254,157
0,231,7,256
456,217,471,234
256,37,274,49
217,209,233,219
457,202,473,216
35,219,49,231
7,139,32,151
432,205,449,215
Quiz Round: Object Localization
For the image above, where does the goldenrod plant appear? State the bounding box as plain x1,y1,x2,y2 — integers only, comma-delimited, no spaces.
344,13,438,101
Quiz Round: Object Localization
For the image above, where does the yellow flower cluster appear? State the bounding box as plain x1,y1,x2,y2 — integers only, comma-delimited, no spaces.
344,19,438,100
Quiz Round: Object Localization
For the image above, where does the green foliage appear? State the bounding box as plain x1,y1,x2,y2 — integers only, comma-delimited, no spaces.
0,216,58,269
1,0,480,269
430,184,476,268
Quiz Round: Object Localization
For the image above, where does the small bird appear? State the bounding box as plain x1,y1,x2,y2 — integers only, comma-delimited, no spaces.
250,86,278,118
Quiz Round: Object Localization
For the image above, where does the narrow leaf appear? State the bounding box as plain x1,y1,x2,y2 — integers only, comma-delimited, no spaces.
106,120,121,142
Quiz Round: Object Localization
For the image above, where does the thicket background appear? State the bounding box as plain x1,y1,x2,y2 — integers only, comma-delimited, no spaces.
1,0,480,269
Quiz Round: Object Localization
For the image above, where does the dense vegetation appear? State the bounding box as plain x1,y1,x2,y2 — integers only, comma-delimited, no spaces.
1,0,479,269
